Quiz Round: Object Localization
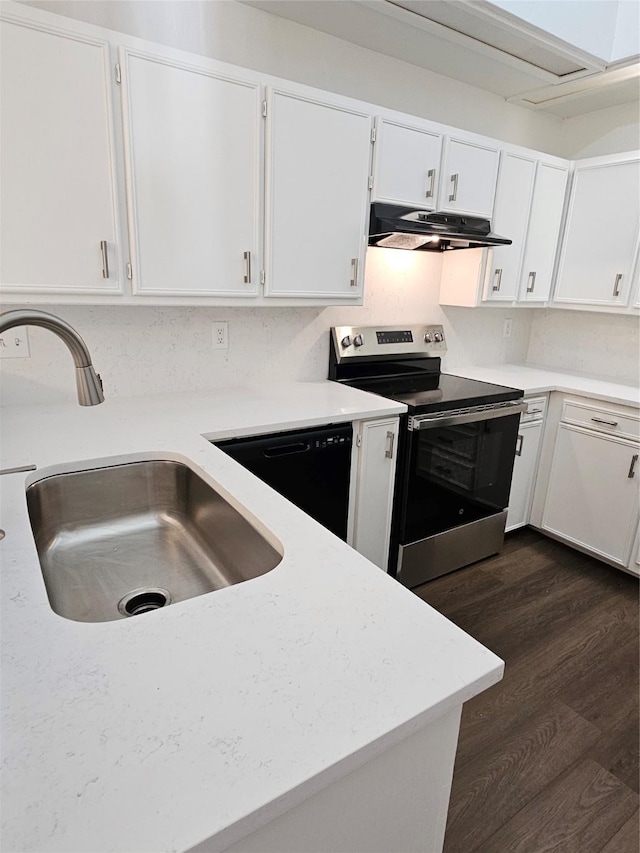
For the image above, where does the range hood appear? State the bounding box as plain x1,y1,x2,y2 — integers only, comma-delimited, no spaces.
368,203,512,251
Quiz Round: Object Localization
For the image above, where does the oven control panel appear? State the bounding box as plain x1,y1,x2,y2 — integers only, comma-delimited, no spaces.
331,324,446,360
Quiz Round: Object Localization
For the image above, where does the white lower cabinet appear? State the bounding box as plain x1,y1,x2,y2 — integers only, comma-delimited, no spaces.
350,417,400,571
506,398,547,532
628,524,640,577
220,706,461,853
540,422,639,568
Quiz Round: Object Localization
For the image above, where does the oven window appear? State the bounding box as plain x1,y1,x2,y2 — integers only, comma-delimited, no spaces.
403,413,520,540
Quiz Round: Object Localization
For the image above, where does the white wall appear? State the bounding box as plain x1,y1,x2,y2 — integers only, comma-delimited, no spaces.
0,250,533,405
559,101,640,159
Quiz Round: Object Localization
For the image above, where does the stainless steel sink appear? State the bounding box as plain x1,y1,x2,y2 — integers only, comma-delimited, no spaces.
26,459,283,623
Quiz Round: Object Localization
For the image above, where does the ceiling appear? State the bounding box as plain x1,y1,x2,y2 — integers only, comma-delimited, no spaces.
240,0,640,118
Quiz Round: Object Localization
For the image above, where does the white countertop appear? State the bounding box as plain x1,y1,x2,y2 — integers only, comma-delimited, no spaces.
449,364,639,407
0,381,503,853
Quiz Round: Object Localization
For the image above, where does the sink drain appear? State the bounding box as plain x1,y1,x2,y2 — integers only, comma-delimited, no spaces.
118,587,172,617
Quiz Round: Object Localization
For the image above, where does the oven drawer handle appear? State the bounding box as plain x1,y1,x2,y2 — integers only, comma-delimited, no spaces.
409,401,527,430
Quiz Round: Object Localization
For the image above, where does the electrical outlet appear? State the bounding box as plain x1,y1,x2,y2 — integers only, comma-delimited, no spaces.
503,318,513,339
0,325,30,358
212,321,228,350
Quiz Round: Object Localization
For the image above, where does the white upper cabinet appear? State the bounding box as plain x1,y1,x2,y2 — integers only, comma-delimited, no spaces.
442,152,569,308
0,15,121,296
554,154,640,308
517,162,569,303
120,48,261,297
264,87,372,299
3,3,632,315
371,118,443,209
437,137,500,218
484,153,536,302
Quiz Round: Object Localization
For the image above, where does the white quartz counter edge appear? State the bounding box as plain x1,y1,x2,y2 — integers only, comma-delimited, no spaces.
1,381,504,853
448,364,639,408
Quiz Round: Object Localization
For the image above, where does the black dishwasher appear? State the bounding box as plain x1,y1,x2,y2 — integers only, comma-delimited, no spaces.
214,423,353,540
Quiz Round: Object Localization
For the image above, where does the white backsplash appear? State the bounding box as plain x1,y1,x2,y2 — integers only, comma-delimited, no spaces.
0,249,533,405
527,310,639,384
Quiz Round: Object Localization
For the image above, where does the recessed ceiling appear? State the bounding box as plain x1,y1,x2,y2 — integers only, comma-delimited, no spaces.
388,0,598,76
240,0,640,118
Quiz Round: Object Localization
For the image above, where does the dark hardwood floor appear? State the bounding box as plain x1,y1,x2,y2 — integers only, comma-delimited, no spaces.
414,528,639,853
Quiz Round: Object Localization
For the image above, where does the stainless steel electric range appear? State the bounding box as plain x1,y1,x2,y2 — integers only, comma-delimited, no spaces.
329,324,526,587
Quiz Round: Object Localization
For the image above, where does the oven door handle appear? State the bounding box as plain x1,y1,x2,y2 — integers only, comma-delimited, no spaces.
409,401,527,430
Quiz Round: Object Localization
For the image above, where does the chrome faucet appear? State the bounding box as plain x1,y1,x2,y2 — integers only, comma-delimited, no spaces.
0,309,104,406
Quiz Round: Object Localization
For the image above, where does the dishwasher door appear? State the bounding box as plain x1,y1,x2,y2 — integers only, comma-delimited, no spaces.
214,423,353,540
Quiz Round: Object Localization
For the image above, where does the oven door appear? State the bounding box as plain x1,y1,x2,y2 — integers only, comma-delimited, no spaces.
395,401,526,586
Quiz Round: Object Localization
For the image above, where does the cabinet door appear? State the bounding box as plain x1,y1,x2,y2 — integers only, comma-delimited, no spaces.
0,16,121,295
629,524,640,577
484,153,536,302
121,48,261,297
372,118,442,209
518,163,569,303
542,424,639,565
438,138,500,218
554,158,640,307
351,418,400,571
264,87,372,299
506,421,543,532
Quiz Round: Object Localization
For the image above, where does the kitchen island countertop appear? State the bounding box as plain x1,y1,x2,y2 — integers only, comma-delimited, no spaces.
0,381,503,853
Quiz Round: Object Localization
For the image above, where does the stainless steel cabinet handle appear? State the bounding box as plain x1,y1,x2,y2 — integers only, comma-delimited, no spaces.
448,173,459,203
426,168,436,199
527,408,542,415
385,430,395,459
350,257,359,288
591,417,619,427
628,453,638,478
492,268,503,292
243,251,252,284
100,240,109,279
526,271,536,293
613,273,623,297
515,434,524,457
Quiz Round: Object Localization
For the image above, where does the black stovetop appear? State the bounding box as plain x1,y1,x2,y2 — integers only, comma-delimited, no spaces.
343,372,523,414
329,324,523,413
